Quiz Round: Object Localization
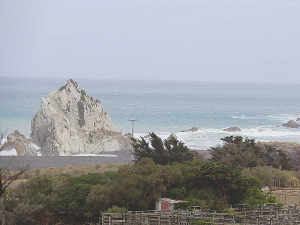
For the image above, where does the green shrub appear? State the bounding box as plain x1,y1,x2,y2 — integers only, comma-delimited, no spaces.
211,136,292,170
52,183,91,211
95,164,101,169
132,132,197,165
24,173,33,179
174,188,227,210
67,173,107,186
34,169,41,175
105,206,129,213
106,164,115,168
242,166,299,187
190,218,212,225
51,174,108,212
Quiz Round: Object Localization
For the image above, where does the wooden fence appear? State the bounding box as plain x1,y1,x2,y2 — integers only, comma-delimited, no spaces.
101,206,300,225
273,180,299,189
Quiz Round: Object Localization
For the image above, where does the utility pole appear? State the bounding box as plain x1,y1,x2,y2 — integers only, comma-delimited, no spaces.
129,118,137,163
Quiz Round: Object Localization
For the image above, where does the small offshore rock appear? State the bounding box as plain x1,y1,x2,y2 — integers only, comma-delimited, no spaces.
223,127,242,132
190,127,199,132
282,120,300,128
167,133,178,141
296,118,300,122
181,127,199,132
124,133,133,138
4,130,38,156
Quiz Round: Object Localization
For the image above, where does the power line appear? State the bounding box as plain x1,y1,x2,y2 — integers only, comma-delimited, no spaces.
128,118,138,163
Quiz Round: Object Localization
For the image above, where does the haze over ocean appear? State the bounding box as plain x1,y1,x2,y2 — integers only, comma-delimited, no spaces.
1,76,300,150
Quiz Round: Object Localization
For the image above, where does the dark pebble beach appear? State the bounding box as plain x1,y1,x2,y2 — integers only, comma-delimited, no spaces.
0,150,131,171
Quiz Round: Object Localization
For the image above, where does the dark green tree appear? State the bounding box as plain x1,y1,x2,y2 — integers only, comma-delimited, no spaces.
132,132,198,165
87,158,183,211
196,162,248,205
51,174,108,212
210,136,292,170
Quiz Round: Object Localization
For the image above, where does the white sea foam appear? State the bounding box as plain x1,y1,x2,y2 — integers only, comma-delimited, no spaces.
229,114,299,123
0,138,7,145
135,126,300,150
0,140,42,156
266,114,299,123
231,116,247,119
31,144,42,156
135,131,224,150
0,139,17,156
32,143,41,150
0,149,18,156
230,115,259,120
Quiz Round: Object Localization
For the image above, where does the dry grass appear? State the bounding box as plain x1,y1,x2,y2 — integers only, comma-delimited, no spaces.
4,163,121,184
258,141,300,154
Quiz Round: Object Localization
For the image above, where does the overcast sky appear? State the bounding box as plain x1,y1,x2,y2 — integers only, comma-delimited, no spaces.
0,0,299,83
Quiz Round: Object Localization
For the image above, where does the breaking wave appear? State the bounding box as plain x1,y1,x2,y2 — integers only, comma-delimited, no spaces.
135,125,300,150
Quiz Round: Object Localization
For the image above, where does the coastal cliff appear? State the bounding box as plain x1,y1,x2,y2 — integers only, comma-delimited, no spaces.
31,79,131,156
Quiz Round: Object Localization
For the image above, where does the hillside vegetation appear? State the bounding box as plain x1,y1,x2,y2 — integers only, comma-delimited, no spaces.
1,134,299,224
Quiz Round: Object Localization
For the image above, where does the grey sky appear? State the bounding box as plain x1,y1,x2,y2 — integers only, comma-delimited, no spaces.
0,0,299,83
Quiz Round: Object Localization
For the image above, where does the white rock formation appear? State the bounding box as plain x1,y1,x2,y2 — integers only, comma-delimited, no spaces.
1,130,38,156
31,79,131,156
167,133,178,141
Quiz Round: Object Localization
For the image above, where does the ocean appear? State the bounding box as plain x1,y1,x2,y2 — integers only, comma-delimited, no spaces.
1,76,300,150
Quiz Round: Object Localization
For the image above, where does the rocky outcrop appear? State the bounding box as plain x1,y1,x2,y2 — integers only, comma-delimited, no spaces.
167,133,177,141
0,130,38,156
30,79,131,156
0,142,15,151
181,127,199,132
223,127,241,132
124,133,133,138
296,118,300,122
282,120,300,128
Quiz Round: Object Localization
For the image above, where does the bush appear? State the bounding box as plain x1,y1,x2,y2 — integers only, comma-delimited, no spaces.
132,133,198,165
105,206,129,213
196,162,248,205
16,174,58,205
87,158,183,211
210,136,292,170
190,218,212,225
51,173,108,212
175,188,227,210
242,166,299,187
52,183,91,211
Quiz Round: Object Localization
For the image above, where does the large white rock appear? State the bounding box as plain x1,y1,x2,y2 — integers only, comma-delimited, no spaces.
31,79,131,156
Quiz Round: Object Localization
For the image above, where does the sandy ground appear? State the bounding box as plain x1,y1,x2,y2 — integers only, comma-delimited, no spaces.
0,150,131,171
